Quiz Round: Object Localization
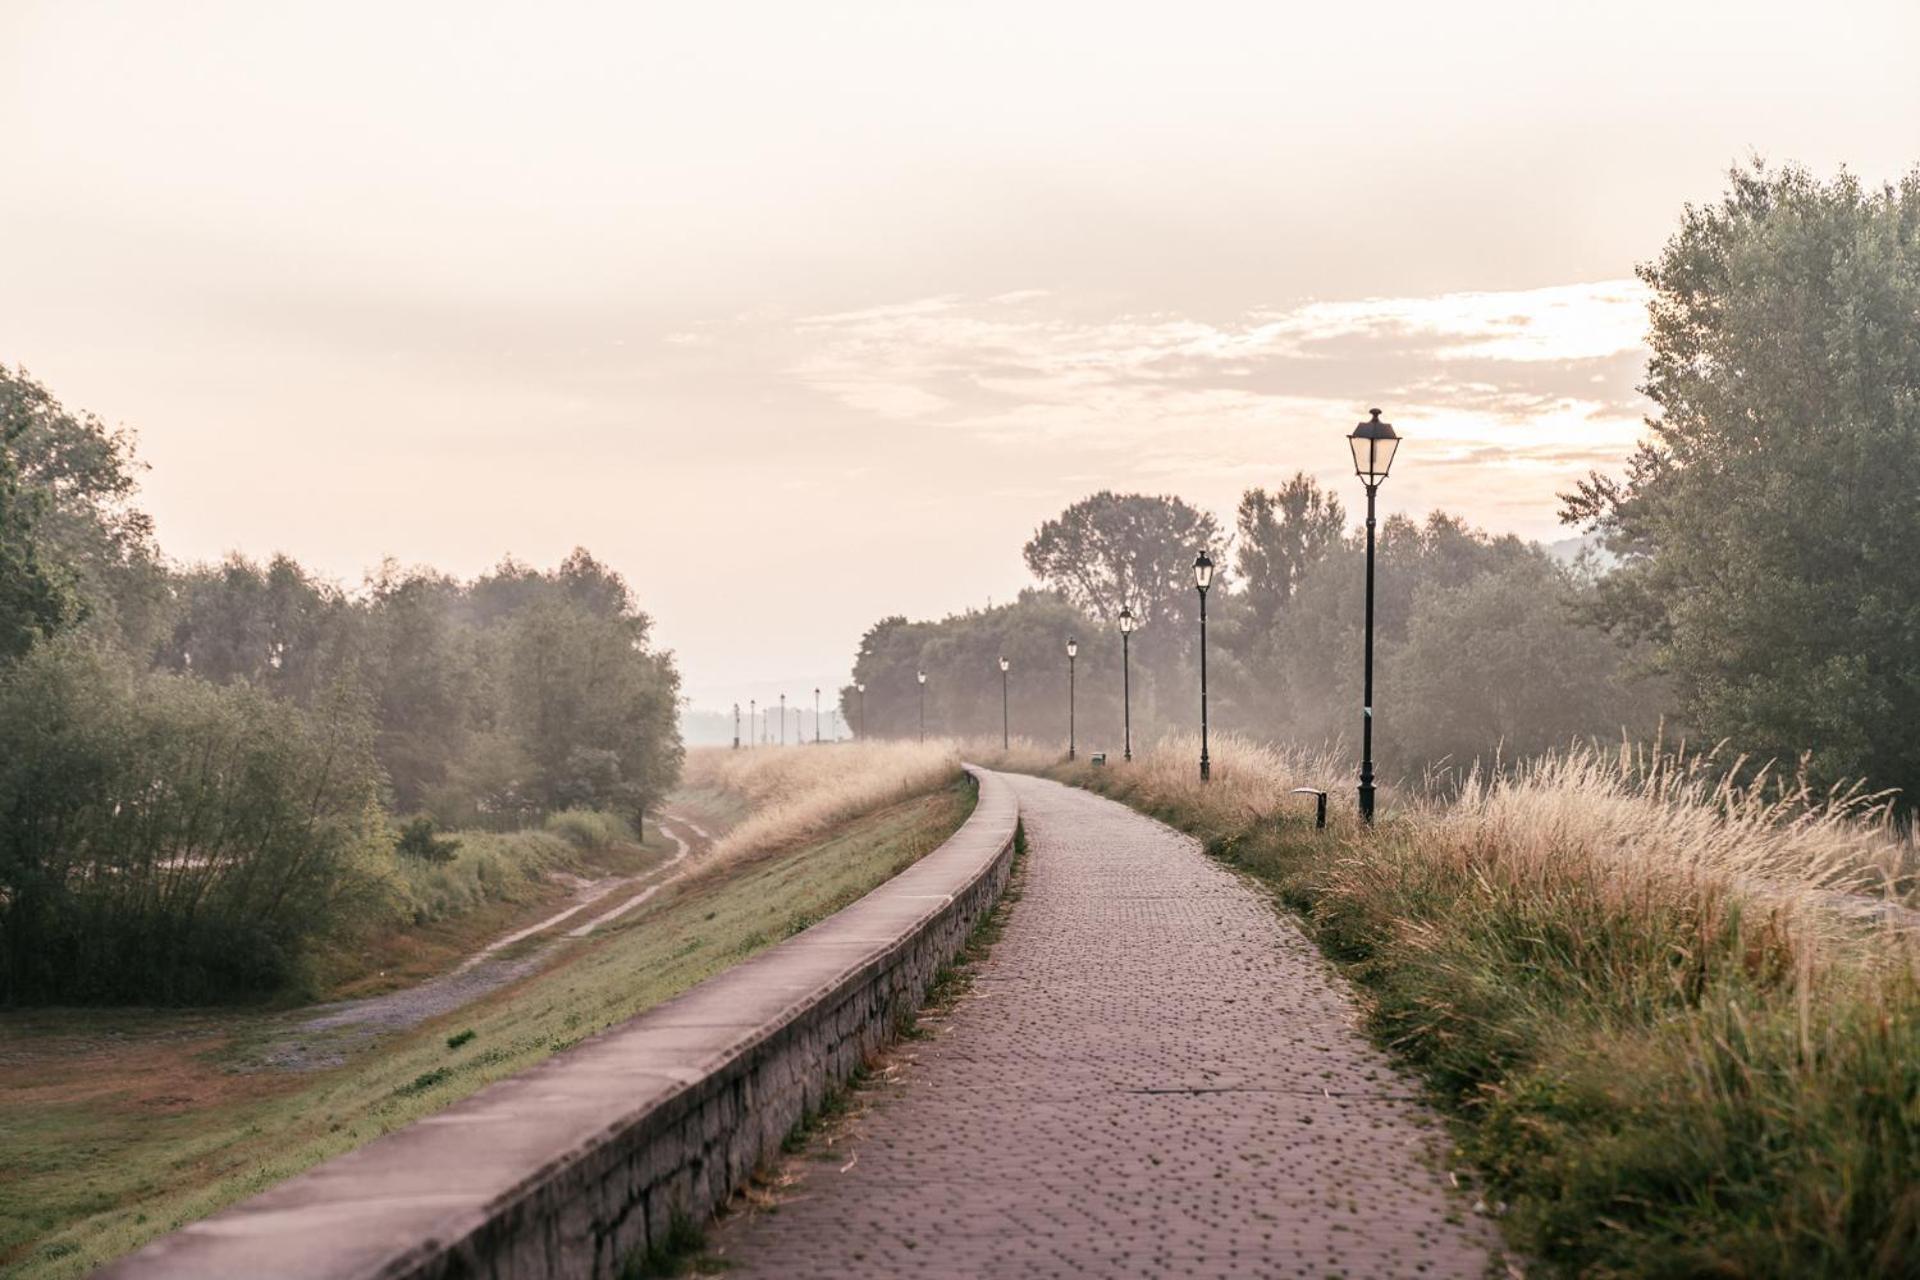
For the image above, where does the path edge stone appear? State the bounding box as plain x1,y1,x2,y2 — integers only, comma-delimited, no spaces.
98,765,1019,1280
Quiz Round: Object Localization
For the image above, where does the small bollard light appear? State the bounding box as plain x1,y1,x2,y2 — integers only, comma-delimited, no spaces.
1290,787,1329,830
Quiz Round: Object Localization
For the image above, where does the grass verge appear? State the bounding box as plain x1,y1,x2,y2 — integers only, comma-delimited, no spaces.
0,779,975,1277
1000,739,1919,1279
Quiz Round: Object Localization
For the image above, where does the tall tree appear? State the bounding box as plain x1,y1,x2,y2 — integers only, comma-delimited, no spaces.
1023,491,1220,631
0,392,73,660
1234,474,1345,631
0,366,166,652
1565,162,1920,796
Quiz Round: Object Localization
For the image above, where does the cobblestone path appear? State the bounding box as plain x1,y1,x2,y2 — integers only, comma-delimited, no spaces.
711,772,1501,1279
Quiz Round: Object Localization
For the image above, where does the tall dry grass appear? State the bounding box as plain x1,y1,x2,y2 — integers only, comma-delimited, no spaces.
679,741,964,869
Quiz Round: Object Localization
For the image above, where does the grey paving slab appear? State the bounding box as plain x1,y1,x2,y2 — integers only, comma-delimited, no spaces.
712,771,1502,1279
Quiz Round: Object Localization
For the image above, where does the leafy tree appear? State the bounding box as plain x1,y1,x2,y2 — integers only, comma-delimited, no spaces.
494,567,681,825
0,640,389,1003
1389,556,1664,773
0,365,167,652
0,395,72,660
847,590,1120,746
360,565,473,811
161,554,354,700
1023,491,1221,632
1565,162,1920,796
1233,474,1345,632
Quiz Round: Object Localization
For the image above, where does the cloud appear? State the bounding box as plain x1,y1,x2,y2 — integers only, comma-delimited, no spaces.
767,280,1655,537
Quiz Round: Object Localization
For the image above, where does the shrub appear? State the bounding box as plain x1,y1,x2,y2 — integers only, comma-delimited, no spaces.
0,639,390,1003
395,816,461,864
542,808,633,851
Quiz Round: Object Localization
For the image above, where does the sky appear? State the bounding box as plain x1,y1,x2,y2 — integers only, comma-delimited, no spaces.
4,1,1918,711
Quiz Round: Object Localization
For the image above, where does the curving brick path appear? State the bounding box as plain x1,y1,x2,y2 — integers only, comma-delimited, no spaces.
712,771,1502,1279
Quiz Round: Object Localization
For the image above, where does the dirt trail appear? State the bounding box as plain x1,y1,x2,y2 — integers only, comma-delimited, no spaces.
251,814,711,1071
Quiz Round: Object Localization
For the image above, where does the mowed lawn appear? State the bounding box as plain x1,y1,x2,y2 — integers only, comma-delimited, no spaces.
0,779,975,1277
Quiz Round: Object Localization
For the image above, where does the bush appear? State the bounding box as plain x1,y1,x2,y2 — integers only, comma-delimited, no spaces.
0,639,390,1004
395,816,461,864
391,828,576,924
542,808,633,851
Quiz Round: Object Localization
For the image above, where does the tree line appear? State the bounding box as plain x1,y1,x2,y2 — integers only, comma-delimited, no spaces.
845,163,1920,808
0,372,681,1002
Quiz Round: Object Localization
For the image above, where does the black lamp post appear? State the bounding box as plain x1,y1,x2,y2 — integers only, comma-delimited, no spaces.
1195,549,1214,782
856,682,866,739
779,693,786,746
1066,636,1078,760
1118,605,1134,762
1348,408,1401,823
814,687,821,744
916,669,927,743
998,655,1010,749
733,702,740,750
749,698,756,747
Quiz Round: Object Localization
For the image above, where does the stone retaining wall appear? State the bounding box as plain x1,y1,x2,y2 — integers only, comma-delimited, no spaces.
101,766,1019,1280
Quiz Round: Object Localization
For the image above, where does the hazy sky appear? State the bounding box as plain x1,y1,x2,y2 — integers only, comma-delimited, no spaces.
5,1,1918,709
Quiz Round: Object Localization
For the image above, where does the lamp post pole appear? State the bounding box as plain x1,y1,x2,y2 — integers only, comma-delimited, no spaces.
1066,637,1078,760
1118,606,1134,762
916,670,927,743
749,699,756,748
1347,408,1401,823
779,693,786,746
1195,550,1214,782
814,688,821,744
999,656,1010,750
732,702,740,750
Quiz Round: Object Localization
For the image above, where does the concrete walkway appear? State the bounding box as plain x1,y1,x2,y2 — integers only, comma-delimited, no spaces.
712,772,1500,1279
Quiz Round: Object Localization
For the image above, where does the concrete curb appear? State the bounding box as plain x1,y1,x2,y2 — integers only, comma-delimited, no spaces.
100,766,1019,1280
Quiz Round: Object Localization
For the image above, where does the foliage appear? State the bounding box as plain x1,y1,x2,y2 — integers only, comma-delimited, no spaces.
1565,161,1920,802
0,386,74,659
542,808,635,852
0,366,167,653
0,640,390,1004
1022,490,1221,631
386,828,578,926
854,483,1660,778
843,590,1122,745
394,817,461,864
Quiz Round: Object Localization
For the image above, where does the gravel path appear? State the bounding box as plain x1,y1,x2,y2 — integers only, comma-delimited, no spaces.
711,772,1502,1279
250,817,704,1072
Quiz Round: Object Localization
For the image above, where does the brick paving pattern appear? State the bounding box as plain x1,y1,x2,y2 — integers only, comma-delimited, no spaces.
711,772,1501,1278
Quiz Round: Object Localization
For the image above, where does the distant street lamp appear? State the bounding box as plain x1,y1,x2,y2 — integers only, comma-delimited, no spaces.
780,693,787,746
1118,605,1135,762
1066,636,1078,760
1348,408,1401,823
856,682,866,738
749,698,757,748
999,656,1011,749
916,669,928,743
732,702,740,750
1195,549,1214,783
814,687,821,744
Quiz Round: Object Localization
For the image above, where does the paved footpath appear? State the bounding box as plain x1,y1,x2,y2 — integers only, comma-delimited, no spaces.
711,773,1501,1278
